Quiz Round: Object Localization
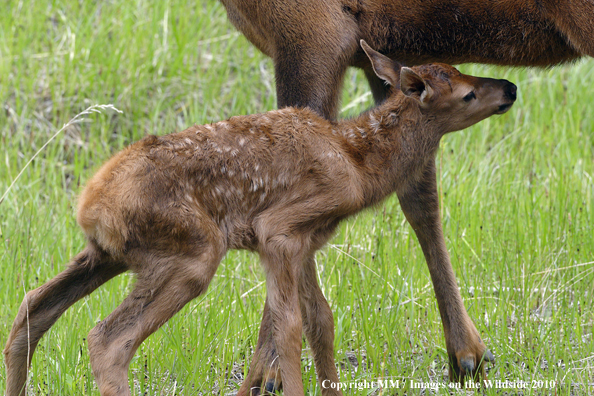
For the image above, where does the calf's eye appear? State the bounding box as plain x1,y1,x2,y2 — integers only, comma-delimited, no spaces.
463,92,476,102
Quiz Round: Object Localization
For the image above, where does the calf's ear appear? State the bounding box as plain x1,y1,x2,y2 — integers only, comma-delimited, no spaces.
361,39,402,87
400,67,433,104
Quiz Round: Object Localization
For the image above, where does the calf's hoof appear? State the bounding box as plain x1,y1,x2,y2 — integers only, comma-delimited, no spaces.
237,364,282,396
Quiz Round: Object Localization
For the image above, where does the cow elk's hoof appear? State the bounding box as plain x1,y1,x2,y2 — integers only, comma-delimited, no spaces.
449,345,495,383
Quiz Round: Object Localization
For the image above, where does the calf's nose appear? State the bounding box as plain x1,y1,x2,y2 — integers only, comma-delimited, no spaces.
503,81,517,101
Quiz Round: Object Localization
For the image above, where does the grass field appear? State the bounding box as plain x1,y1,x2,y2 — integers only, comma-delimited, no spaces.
1,1,593,395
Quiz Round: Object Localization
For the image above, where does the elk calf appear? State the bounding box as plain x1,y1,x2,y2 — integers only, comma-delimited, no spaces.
4,42,516,396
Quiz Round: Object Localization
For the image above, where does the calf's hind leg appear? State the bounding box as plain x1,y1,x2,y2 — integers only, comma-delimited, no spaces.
4,245,125,396
87,245,223,396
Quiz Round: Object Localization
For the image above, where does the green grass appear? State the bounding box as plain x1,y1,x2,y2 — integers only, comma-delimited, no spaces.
1,0,593,395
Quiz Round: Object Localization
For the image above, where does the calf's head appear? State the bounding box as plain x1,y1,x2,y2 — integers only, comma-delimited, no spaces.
361,40,517,133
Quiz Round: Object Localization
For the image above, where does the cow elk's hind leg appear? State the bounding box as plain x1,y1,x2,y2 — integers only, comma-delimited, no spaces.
299,255,342,396
242,51,352,393
547,0,594,58
87,244,223,396
275,50,350,120
396,160,494,383
4,245,125,396
274,19,359,121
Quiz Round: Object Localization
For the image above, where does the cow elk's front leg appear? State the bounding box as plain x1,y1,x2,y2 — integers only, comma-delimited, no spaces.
397,159,494,382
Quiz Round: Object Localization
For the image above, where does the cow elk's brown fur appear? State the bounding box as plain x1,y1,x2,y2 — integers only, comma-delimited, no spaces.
3,42,516,396
220,0,593,392
221,0,591,120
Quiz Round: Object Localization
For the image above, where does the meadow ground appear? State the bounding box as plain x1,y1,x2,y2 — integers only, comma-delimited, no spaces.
1,1,593,394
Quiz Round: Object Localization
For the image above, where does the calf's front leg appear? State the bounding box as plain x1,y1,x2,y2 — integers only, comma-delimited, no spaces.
397,158,494,381
238,254,343,396
298,255,342,396
237,297,282,396
257,242,305,396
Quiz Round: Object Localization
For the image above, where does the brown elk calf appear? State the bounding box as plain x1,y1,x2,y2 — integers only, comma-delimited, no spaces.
220,0,593,392
3,42,516,396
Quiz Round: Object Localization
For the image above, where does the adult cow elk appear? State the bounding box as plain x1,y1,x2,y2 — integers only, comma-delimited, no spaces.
219,0,593,393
